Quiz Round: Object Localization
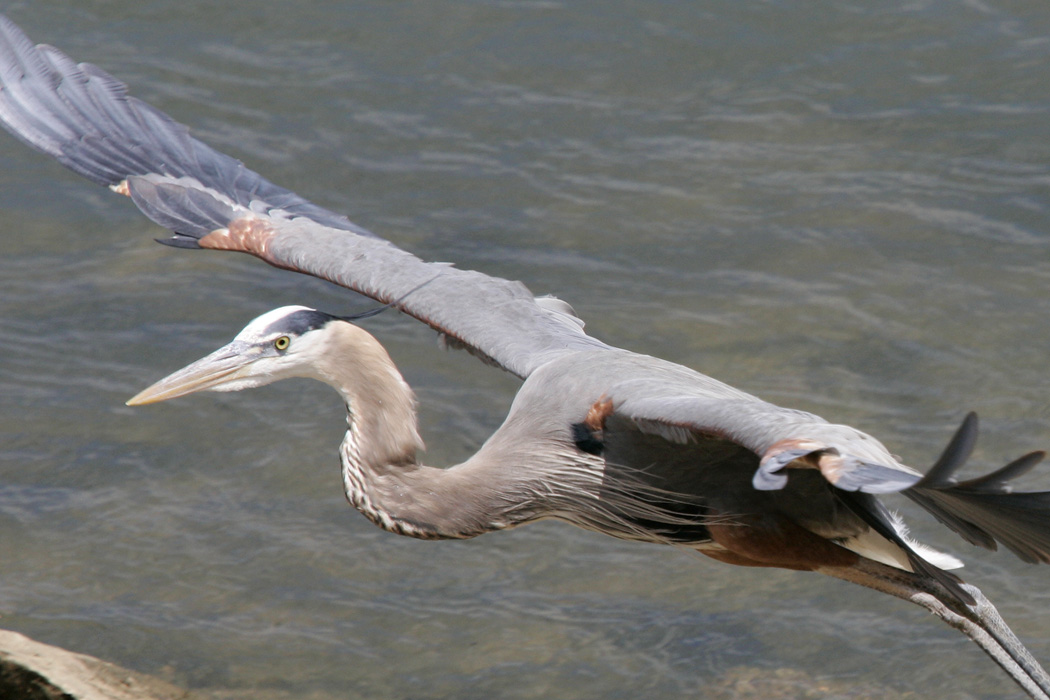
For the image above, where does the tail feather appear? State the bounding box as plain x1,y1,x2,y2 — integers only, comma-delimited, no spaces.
959,451,1047,492
904,413,1050,563
915,411,979,487
908,485,1050,563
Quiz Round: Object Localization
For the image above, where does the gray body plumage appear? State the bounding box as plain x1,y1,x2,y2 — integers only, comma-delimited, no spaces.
4,15,1050,698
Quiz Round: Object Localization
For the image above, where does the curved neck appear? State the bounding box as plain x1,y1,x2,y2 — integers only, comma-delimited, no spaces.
318,323,538,539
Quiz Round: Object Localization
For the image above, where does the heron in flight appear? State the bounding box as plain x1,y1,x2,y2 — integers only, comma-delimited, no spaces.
2,15,1050,698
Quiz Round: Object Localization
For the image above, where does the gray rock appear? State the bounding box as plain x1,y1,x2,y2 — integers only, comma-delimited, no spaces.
0,629,191,700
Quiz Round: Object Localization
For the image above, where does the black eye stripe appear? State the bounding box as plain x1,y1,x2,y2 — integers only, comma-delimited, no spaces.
263,309,336,336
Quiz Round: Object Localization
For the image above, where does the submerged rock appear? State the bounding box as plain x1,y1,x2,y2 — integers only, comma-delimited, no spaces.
708,665,921,700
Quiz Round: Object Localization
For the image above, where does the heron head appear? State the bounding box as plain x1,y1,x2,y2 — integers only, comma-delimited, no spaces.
127,305,342,405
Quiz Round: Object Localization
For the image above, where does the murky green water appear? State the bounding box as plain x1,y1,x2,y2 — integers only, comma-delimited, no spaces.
2,1,1050,698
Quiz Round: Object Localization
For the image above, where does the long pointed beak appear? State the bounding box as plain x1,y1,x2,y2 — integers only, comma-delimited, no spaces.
127,341,258,406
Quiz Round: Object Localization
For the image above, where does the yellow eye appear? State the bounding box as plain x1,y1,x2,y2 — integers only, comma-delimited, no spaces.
274,336,291,351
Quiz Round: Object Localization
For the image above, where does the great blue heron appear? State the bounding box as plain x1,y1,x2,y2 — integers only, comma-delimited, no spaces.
1,14,1049,698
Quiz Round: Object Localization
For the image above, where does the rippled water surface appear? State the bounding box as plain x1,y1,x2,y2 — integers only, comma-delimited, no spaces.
2,2,1050,698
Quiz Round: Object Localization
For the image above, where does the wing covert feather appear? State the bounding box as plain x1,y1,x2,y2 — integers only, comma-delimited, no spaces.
614,392,914,487
621,392,1050,563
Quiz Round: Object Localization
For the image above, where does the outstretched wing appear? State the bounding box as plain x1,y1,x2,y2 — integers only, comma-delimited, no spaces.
615,390,924,493
0,16,609,379
619,389,1050,566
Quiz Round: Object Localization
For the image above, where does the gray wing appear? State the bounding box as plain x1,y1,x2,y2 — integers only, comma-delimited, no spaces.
0,16,609,379
616,390,923,493
619,389,1050,564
